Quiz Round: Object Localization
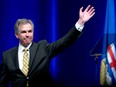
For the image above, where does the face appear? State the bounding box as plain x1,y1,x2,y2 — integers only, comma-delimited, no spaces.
15,23,34,47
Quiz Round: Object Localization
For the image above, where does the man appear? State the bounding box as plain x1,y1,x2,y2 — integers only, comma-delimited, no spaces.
0,5,95,87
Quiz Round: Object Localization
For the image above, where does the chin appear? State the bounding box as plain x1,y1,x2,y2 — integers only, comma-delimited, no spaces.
22,43,30,47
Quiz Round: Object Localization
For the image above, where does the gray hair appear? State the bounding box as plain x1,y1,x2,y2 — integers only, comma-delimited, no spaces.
14,18,34,34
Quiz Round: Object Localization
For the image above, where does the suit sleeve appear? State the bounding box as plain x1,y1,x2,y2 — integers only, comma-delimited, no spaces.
45,26,82,58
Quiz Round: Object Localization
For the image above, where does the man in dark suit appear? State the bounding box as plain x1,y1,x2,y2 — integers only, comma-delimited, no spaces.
0,5,95,87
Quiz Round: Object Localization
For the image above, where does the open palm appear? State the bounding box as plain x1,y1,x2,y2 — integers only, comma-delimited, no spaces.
79,5,95,23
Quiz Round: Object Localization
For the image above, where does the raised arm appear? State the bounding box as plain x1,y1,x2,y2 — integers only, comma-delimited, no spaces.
77,5,95,26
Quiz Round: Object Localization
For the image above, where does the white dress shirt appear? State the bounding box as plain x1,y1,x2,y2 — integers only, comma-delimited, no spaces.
75,22,84,32
18,43,32,70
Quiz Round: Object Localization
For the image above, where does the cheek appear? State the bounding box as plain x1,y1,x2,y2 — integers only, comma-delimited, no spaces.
30,33,34,37
17,34,25,39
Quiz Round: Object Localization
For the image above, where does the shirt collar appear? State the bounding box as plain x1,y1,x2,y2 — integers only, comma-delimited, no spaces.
18,43,32,52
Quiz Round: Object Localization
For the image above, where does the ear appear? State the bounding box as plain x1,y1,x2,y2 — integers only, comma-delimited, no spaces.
15,34,19,39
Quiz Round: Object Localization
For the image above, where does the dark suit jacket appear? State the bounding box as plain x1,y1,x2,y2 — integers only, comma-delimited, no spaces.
0,27,82,87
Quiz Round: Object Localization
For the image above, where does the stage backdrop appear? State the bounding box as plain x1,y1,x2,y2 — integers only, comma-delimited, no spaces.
0,0,109,87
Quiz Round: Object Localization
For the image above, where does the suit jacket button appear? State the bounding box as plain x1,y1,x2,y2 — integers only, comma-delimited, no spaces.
27,77,29,80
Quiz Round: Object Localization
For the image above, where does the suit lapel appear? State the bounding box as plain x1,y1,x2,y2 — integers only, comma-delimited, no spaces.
29,42,38,74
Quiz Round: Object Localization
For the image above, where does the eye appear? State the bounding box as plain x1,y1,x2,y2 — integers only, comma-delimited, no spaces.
28,30,32,33
21,31,26,33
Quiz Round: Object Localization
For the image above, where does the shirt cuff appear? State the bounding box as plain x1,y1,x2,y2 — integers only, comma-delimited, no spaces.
75,22,84,32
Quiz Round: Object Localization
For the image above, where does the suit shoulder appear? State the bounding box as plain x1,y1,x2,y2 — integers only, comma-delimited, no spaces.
38,40,48,45
31,40,48,49
3,47,18,55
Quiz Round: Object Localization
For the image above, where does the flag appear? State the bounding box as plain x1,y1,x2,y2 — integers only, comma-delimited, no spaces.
100,43,116,86
106,43,116,85
100,0,116,86
100,58,106,85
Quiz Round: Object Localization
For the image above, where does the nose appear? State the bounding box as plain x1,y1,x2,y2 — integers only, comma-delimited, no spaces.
25,32,29,36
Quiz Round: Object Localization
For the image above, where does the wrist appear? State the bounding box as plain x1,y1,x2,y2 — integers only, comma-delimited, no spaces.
77,18,85,26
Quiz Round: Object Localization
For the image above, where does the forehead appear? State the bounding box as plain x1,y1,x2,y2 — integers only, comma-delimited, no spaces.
18,23,33,30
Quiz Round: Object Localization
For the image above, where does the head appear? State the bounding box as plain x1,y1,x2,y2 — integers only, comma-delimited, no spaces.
14,18,34,47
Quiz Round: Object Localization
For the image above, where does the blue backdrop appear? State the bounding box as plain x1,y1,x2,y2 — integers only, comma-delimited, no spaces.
0,0,111,87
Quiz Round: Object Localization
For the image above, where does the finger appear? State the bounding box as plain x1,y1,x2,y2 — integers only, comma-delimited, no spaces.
89,9,95,15
85,5,91,12
90,12,95,18
88,7,94,13
80,7,83,12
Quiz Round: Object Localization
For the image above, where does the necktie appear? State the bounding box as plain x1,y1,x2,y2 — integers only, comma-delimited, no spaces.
22,48,29,76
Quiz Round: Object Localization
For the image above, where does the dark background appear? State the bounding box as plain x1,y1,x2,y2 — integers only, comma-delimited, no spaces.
0,0,112,87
